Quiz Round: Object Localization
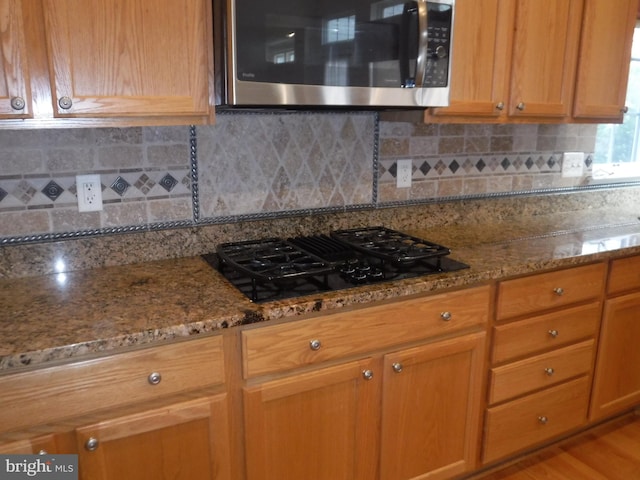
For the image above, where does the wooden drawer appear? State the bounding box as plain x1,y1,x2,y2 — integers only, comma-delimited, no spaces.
483,376,590,464
0,335,224,433
608,255,640,295
488,340,594,404
242,285,490,378
491,302,600,363
496,263,605,321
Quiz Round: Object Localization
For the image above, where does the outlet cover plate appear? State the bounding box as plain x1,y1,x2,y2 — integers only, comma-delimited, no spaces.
76,174,103,212
561,152,585,178
396,159,412,188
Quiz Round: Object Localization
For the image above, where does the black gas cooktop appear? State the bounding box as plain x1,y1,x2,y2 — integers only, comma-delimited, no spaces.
204,227,468,303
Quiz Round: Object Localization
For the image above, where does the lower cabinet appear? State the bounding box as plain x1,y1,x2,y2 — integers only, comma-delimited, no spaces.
380,332,486,480
243,332,487,480
590,290,640,421
243,358,380,480
75,395,231,480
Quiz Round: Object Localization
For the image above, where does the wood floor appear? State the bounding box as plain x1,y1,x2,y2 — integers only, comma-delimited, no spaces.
472,413,640,480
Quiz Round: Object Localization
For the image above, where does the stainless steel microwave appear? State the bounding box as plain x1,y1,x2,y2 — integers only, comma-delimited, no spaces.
213,0,455,108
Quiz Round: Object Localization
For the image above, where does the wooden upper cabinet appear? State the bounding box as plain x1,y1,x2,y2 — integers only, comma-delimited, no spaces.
42,0,212,120
507,0,583,119
427,0,584,123
426,0,511,121
0,0,32,119
573,0,638,121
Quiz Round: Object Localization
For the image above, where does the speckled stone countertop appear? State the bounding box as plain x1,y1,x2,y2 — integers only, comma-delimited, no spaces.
2,208,640,373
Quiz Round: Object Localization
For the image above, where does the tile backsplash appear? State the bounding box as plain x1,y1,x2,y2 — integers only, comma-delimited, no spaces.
0,112,599,241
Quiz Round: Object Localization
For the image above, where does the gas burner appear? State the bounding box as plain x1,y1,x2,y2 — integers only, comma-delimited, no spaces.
205,227,469,303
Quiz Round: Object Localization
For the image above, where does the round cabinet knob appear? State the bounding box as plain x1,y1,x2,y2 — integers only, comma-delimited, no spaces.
622,106,629,114
147,372,162,385
516,102,526,111
309,339,322,351
392,362,403,373
544,367,555,376
85,437,99,451
548,329,559,338
362,369,374,380
58,96,73,110
538,416,549,425
440,311,452,321
38,450,47,455
10,96,25,110
495,101,505,111
553,287,564,296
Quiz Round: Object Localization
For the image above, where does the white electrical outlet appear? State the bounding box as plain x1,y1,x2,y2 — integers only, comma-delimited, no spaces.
76,174,103,212
396,159,412,188
561,152,585,178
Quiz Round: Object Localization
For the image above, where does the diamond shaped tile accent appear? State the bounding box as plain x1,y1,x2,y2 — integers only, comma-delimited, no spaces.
13,180,37,204
449,159,460,174
476,158,486,172
134,174,156,195
41,180,64,201
501,157,511,170
419,161,431,176
111,176,130,196
0,187,7,203
159,173,179,192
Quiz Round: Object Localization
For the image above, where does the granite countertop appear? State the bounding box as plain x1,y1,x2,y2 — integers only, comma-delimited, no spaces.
2,210,640,373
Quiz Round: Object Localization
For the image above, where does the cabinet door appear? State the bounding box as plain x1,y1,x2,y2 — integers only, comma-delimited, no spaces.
427,0,511,120
573,0,638,120
379,332,486,480
0,0,31,118
243,358,380,480
508,0,583,119
590,291,640,421
75,395,231,480
42,0,211,119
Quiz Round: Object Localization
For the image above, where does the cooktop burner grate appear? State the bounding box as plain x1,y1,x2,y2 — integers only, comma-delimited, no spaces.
205,227,469,303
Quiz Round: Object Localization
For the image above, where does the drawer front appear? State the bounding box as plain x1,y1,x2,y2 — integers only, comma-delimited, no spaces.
492,302,600,363
496,263,605,321
242,285,491,378
608,255,640,295
489,340,594,404
0,335,224,432
483,376,590,464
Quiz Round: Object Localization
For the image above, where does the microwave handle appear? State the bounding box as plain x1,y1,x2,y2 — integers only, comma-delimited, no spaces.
400,1,429,88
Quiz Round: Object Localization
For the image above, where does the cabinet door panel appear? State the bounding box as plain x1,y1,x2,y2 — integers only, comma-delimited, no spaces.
573,0,638,120
590,291,640,421
428,0,510,119
508,0,582,118
243,358,379,480
75,395,230,480
43,0,210,117
0,0,31,118
380,332,486,480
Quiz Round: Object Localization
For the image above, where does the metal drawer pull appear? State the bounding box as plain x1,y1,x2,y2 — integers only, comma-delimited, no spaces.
362,370,374,380
548,329,559,338
58,96,73,109
147,372,162,385
38,450,47,455
309,339,322,351
538,416,549,425
544,367,555,376
392,363,403,373
516,102,526,111
553,287,564,296
10,96,25,110
85,437,99,451
440,311,452,321
496,101,505,111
